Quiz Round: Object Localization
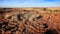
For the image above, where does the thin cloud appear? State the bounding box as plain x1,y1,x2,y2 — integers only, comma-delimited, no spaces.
0,0,60,7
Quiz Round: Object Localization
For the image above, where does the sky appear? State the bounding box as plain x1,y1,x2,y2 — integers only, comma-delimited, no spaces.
0,0,60,7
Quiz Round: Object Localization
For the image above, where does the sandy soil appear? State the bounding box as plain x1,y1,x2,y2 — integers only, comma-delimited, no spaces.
0,8,60,34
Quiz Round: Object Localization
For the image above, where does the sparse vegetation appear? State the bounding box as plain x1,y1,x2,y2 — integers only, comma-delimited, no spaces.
0,8,60,34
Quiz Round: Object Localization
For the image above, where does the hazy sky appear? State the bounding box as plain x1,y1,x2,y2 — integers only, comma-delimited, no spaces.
0,0,60,7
